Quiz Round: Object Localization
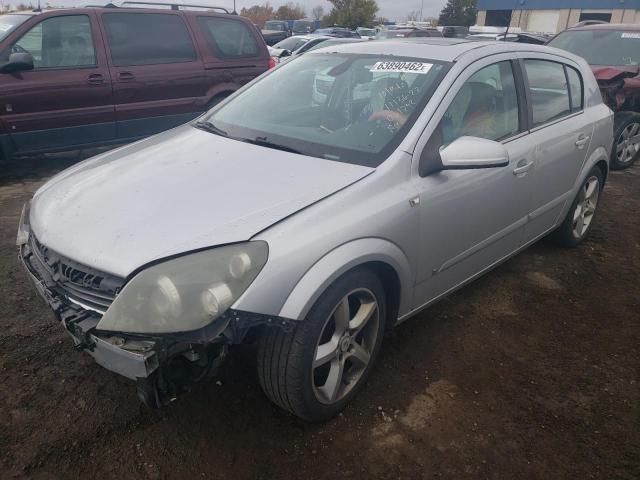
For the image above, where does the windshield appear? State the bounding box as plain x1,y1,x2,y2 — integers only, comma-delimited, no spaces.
273,36,307,51
549,29,640,67
264,21,285,31
306,39,357,52
0,14,30,42
201,53,448,166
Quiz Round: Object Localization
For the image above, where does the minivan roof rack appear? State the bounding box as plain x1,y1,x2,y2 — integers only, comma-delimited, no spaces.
119,1,231,13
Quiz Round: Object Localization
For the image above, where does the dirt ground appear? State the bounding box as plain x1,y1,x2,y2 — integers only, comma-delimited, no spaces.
0,154,638,480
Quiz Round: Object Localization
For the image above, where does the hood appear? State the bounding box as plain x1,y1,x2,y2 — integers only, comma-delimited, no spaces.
30,125,373,277
591,65,640,82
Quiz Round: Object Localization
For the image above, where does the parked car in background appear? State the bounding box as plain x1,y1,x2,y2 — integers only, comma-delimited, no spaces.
261,19,291,46
269,35,332,63
313,27,360,38
18,39,612,421
548,23,640,169
292,19,316,35
441,25,469,38
356,27,376,39
467,31,549,44
0,4,270,162
376,28,442,39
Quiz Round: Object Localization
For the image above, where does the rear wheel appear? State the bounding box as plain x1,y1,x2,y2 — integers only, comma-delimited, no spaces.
611,112,640,170
550,166,603,247
257,268,386,421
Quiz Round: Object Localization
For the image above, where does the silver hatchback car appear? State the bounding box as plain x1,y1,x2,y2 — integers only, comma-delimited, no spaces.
18,39,613,421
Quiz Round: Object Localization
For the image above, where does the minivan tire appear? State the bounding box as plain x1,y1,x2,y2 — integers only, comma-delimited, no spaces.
257,267,386,421
550,166,604,247
611,111,640,170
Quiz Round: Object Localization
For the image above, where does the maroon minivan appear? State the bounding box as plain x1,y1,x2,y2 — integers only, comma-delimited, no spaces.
0,4,271,161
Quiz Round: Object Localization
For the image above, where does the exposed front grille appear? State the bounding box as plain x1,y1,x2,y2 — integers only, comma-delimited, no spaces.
30,235,124,313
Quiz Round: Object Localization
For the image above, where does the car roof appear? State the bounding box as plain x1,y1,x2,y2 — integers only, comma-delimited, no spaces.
567,23,640,32
16,5,240,18
308,38,578,63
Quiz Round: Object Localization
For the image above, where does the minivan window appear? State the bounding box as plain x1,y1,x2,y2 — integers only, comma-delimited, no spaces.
202,53,448,167
197,17,259,58
0,14,30,42
524,60,571,127
566,66,583,111
441,61,520,144
8,15,96,69
103,13,196,66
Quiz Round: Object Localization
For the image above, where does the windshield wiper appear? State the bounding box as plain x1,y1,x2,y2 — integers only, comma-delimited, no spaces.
194,120,228,137
244,136,302,155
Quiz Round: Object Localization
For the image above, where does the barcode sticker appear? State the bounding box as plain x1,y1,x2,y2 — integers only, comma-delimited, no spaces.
370,61,433,74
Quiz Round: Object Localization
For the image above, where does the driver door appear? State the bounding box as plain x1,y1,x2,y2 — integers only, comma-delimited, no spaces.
411,57,535,307
0,12,114,154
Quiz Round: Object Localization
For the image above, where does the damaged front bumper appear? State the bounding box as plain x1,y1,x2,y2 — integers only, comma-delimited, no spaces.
18,228,293,408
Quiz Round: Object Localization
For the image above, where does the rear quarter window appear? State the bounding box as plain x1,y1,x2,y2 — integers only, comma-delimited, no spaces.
102,13,196,66
566,66,583,111
197,17,259,59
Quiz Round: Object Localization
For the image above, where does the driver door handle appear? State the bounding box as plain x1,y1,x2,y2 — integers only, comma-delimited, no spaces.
513,160,534,176
87,73,104,85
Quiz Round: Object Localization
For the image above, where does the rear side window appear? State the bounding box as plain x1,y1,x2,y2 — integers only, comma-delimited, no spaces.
12,15,95,69
197,17,259,58
103,13,196,66
566,66,583,111
524,60,571,127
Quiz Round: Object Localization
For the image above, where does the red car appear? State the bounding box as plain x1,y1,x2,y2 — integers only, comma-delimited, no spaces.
548,24,640,169
0,3,271,162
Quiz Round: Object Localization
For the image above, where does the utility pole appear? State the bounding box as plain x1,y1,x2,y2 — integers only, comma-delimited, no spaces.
420,0,424,21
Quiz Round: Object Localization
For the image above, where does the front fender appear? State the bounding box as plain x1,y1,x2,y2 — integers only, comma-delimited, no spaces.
278,238,413,322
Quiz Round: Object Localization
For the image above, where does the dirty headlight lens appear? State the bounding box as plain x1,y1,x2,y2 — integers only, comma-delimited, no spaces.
96,242,268,334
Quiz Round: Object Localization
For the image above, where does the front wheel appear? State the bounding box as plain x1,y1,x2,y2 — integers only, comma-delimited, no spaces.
550,166,603,247
257,268,386,421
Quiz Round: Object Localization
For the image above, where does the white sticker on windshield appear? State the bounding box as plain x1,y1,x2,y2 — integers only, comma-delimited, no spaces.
621,32,640,39
370,61,432,74
0,24,13,32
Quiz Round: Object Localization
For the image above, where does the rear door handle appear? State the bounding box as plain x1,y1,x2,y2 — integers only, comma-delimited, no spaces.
118,72,135,81
513,160,534,176
87,73,104,85
575,134,590,149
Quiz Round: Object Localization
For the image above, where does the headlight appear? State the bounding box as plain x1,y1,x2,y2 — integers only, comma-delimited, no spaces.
96,242,268,334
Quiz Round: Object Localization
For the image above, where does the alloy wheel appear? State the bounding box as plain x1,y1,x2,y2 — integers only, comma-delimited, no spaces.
312,288,379,404
616,122,640,165
572,175,600,238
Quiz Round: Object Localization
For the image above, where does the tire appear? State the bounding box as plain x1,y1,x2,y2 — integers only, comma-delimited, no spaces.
257,267,387,421
550,166,604,247
610,112,640,170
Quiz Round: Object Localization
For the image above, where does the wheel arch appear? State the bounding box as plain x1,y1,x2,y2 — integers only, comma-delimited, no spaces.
278,238,413,327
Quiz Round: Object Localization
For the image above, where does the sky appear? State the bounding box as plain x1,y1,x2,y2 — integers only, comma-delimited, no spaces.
14,0,448,22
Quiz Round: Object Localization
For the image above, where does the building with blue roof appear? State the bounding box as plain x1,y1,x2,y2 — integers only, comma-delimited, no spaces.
476,0,640,33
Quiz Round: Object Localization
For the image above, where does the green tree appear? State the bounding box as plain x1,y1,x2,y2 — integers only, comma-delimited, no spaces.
275,2,306,20
438,0,477,26
322,0,378,29
240,3,275,27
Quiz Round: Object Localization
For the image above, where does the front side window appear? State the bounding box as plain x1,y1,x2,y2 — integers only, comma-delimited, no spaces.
197,17,259,58
11,15,95,69
441,61,520,145
201,53,448,166
524,59,571,127
103,13,196,66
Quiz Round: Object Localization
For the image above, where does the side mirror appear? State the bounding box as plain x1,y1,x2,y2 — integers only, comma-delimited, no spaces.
0,52,34,74
280,49,292,57
440,136,509,170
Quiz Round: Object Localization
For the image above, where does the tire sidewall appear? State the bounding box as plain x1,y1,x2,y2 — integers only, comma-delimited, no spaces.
611,112,640,170
290,268,387,421
566,167,604,245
